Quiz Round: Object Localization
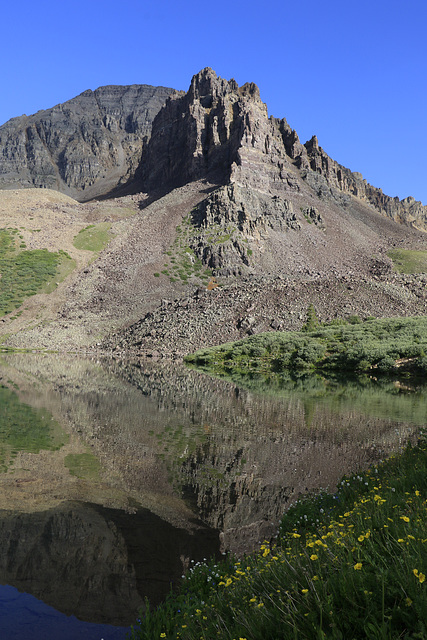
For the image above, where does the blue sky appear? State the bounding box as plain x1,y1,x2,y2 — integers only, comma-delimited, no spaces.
2,0,426,204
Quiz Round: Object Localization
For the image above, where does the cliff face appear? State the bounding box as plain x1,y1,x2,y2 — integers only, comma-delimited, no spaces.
139,67,268,190
0,84,175,201
1,68,425,228
138,68,427,231
291,133,427,230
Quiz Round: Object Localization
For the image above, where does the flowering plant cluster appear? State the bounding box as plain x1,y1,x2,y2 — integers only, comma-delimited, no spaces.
129,433,426,639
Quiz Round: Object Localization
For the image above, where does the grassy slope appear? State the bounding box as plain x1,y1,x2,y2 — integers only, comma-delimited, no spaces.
0,228,72,317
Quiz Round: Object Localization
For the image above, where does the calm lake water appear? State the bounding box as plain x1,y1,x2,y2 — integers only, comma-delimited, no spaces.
0,353,425,639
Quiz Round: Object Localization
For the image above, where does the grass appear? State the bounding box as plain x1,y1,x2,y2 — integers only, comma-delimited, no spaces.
0,384,67,471
128,433,427,639
0,229,73,316
184,316,427,378
73,222,112,252
64,452,102,480
161,214,213,285
387,250,427,274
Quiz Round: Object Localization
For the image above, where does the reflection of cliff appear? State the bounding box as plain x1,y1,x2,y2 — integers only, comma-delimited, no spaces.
2,355,421,556
105,360,420,553
0,501,219,625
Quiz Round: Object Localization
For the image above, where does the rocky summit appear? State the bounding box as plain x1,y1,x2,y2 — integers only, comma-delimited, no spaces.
0,68,426,355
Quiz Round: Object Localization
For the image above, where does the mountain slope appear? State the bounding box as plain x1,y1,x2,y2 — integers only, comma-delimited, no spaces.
0,69,426,354
0,84,176,201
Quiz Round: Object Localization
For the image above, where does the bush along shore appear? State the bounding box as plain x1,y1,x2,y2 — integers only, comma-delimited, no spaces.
129,433,426,639
183,316,427,378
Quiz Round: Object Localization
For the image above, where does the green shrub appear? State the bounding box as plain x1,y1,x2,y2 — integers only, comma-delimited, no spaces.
185,316,427,380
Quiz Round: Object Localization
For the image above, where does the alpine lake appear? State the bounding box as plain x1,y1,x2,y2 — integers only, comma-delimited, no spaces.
0,352,425,639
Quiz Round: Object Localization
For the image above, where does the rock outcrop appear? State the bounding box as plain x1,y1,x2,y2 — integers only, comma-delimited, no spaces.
1,69,426,355
291,133,427,230
1,68,426,228
0,84,176,200
138,68,427,231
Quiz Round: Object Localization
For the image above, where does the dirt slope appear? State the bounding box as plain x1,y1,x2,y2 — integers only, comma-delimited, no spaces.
1,180,426,356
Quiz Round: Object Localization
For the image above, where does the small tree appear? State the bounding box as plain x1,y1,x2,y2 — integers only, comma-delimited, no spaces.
302,304,319,332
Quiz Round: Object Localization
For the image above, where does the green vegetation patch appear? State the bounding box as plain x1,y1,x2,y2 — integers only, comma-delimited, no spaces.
387,249,427,274
185,315,427,377
160,213,212,285
0,229,73,316
64,452,102,480
129,434,427,639
0,384,67,471
73,222,112,252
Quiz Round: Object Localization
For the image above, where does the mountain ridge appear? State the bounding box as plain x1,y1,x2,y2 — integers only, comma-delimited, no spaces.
0,68,426,354
0,83,177,201
0,68,426,227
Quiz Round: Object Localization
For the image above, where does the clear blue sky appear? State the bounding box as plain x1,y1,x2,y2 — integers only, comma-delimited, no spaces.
2,0,426,204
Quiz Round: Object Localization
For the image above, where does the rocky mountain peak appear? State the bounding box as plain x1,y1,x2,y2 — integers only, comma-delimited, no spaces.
0,68,426,230
188,67,233,104
188,68,261,106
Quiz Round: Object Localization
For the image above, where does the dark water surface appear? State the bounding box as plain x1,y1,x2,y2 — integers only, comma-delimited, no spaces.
0,353,425,638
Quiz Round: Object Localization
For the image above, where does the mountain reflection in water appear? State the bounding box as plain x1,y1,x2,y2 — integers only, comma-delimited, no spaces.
0,353,425,632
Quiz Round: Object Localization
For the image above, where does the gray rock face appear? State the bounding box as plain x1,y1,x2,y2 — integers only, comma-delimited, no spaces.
188,183,300,275
140,67,276,191
292,135,427,229
0,84,176,200
139,68,427,231
1,67,426,230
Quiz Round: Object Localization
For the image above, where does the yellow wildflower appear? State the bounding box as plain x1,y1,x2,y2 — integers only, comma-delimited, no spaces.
419,573,426,584
302,589,309,594
354,563,363,570
160,634,166,639
401,516,410,522
257,602,264,608
310,554,318,561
